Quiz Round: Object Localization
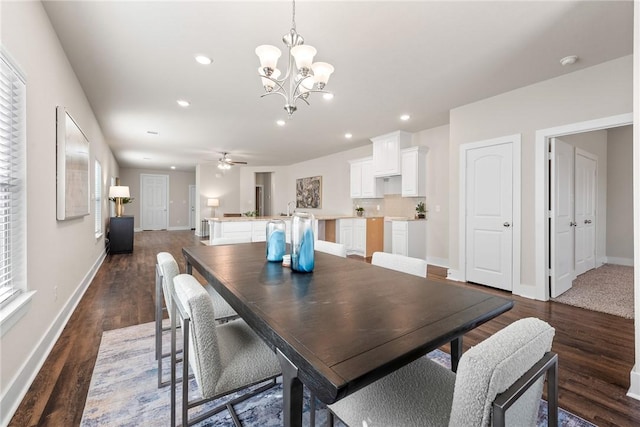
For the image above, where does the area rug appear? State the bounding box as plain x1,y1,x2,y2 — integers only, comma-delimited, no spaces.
552,264,634,319
81,322,596,426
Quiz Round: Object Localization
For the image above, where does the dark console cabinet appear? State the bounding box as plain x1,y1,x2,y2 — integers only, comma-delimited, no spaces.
109,216,134,254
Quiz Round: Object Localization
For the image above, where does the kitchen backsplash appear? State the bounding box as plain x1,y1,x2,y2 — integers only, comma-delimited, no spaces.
354,194,426,218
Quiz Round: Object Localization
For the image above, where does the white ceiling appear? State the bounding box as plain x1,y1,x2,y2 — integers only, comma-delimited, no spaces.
42,0,634,171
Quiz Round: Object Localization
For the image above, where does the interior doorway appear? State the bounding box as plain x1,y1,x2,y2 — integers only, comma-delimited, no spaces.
535,113,633,301
255,172,273,216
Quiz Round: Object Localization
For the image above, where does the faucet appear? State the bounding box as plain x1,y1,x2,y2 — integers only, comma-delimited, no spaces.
286,201,296,216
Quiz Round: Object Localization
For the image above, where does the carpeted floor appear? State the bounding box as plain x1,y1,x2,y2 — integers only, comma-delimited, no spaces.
81,322,596,426
552,264,634,319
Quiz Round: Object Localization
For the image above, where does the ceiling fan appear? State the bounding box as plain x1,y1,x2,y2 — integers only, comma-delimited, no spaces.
217,152,248,170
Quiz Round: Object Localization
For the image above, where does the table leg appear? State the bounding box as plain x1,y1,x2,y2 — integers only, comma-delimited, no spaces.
277,349,303,427
450,337,463,372
185,260,192,275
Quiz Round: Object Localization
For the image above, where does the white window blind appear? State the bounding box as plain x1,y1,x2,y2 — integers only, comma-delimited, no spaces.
95,160,102,236
0,50,26,308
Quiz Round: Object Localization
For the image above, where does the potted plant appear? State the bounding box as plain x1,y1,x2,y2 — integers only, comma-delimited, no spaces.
415,202,426,219
355,206,364,217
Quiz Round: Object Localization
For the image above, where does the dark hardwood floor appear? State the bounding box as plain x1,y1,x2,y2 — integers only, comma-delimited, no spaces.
9,230,640,426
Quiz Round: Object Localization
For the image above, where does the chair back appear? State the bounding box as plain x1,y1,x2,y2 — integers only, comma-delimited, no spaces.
210,236,252,246
371,252,427,278
448,318,555,427
172,274,222,398
157,252,180,318
315,240,347,257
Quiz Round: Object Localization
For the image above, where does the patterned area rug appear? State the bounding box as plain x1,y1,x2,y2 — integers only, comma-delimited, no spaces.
552,264,634,319
81,322,596,426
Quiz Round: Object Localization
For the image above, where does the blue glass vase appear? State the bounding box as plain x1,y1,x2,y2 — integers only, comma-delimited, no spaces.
266,219,286,262
291,212,314,273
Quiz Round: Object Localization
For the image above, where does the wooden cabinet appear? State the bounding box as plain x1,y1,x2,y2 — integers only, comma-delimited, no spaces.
350,157,382,198
109,216,134,254
371,130,412,177
338,217,384,257
391,220,426,259
401,146,428,197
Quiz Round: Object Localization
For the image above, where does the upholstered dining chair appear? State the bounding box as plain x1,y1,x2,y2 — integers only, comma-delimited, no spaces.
155,252,237,387
170,274,281,427
328,317,558,427
315,240,347,257
371,251,428,278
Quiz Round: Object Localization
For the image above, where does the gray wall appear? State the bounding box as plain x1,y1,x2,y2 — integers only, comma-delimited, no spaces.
606,125,633,262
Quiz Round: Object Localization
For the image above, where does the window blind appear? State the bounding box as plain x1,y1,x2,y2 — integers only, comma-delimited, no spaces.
0,51,26,307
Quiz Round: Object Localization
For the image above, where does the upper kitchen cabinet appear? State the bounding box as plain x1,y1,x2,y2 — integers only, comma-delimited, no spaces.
371,130,412,177
401,146,428,197
350,157,382,198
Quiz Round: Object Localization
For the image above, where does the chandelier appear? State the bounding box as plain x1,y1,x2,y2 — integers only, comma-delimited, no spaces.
255,0,334,117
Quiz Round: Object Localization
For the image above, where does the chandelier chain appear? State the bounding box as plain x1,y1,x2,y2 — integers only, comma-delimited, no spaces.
291,0,296,31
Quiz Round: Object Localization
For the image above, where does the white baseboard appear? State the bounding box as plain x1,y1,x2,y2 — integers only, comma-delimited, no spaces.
167,226,191,231
605,256,634,267
628,365,640,401
446,268,464,282
0,249,107,427
426,256,448,268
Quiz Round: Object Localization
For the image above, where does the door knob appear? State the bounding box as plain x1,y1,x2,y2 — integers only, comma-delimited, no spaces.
570,221,577,227
503,222,511,228
585,219,592,224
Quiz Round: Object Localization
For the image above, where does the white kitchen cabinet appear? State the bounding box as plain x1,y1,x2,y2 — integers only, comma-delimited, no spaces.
349,157,382,198
251,220,268,242
371,130,412,177
338,218,382,257
401,146,428,197
338,219,354,251
353,219,367,255
209,218,291,244
391,220,426,259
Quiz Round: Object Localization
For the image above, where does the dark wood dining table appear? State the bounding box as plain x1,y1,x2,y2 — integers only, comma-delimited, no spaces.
183,243,514,427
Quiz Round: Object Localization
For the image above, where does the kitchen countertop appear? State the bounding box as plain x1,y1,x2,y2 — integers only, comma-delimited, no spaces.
207,215,424,222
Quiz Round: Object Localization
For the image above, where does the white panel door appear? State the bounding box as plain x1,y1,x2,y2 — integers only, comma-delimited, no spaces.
141,174,168,230
188,185,196,230
465,143,513,291
550,138,575,297
574,149,597,276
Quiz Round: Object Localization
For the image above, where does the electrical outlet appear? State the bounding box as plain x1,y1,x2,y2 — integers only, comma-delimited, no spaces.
376,205,380,211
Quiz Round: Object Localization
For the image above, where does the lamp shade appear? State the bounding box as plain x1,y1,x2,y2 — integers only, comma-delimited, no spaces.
259,67,281,90
311,62,334,86
291,45,317,71
109,186,130,198
255,45,281,70
207,198,220,207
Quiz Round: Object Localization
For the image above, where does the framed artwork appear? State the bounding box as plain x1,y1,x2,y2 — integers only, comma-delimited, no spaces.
56,106,90,220
296,176,322,209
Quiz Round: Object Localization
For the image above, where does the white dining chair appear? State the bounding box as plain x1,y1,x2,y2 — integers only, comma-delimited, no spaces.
329,317,558,427
315,240,347,257
155,252,237,387
170,274,281,426
371,251,427,278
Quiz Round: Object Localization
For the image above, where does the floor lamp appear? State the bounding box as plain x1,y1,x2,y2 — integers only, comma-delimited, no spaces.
207,198,219,218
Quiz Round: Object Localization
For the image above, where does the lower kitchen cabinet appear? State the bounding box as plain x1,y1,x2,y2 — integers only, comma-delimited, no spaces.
391,220,426,259
338,217,383,257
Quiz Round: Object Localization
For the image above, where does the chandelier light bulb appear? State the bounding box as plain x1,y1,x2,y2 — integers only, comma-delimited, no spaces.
259,68,281,91
255,45,282,71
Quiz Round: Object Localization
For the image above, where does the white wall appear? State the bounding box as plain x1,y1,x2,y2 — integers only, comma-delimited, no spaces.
414,125,450,266
606,125,633,263
0,2,119,423
449,55,633,297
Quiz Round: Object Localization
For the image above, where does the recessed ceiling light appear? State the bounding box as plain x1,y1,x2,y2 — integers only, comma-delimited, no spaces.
323,93,334,100
345,133,353,139
146,131,158,135
276,120,286,126
400,114,411,121
560,55,578,66
177,99,190,107
195,55,212,65
170,166,176,170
